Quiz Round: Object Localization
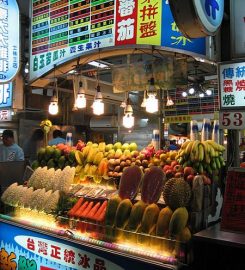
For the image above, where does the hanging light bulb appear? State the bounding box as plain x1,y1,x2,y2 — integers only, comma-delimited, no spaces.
76,81,86,109
49,77,59,115
166,93,174,106
92,85,104,115
206,89,212,96
188,86,195,95
49,95,58,115
145,77,158,113
182,91,188,97
141,90,147,107
123,96,134,129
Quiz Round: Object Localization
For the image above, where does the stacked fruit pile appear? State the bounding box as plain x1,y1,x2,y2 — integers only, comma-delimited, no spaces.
104,165,191,247
32,144,77,170
173,139,225,184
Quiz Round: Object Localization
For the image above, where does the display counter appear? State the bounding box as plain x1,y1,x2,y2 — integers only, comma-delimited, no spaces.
0,215,183,270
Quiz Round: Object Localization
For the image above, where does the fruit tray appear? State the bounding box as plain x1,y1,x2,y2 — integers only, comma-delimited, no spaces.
56,215,190,265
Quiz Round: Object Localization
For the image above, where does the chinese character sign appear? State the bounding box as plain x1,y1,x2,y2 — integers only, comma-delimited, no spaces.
30,0,206,82
0,82,12,107
14,235,124,270
0,0,19,83
115,0,137,45
137,0,162,45
219,61,245,109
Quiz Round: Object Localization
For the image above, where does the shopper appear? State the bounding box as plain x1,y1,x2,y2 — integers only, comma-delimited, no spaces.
48,129,66,146
0,130,24,162
23,128,44,164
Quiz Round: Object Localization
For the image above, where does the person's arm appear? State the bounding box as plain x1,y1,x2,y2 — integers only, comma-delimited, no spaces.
16,147,25,161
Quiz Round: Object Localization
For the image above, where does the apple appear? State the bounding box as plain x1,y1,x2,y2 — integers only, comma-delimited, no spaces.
166,169,174,179
175,172,183,178
174,164,183,173
186,174,194,183
203,176,211,185
184,166,195,177
163,165,172,173
171,160,178,168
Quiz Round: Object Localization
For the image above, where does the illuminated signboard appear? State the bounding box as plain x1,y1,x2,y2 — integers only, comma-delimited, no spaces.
219,61,245,110
0,82,12,107
30,0,206,81
0,0,20,83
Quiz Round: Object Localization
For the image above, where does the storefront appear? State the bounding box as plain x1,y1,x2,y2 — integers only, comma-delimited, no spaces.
0,1,236,270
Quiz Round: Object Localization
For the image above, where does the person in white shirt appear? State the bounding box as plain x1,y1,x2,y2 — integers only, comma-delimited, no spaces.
0,130,24,162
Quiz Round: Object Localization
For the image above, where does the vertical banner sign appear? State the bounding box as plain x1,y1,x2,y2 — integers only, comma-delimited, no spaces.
219,61,245,110
137,0,161,45
0,82,12,107
115,0,137,45
0,0,20,83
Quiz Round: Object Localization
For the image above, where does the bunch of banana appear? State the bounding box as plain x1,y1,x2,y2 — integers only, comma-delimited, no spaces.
176,139,226,176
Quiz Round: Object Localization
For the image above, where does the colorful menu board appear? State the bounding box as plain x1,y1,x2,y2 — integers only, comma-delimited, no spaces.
30,0,206,81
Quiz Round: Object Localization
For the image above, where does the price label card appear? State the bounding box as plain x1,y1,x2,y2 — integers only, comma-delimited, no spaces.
219,111,245,129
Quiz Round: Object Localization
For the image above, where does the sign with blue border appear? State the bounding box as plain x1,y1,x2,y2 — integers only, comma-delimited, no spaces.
0,0,20,83
0,221,171,270
29,0,206,82
194,0,224,33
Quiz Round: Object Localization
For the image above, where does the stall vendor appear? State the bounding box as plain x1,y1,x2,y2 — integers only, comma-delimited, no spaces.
0,130,24,162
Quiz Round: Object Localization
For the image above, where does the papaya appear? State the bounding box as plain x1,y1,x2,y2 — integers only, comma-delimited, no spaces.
115,198,133,229
105,195,122,226
141,203,160,234
118,166,142,200
156,206,173,237
169,207,188,237
126,200,147,231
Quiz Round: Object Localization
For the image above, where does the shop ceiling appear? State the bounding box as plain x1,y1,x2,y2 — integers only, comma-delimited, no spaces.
28,47,218,104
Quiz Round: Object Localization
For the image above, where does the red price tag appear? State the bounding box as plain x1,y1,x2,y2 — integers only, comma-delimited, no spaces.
219,112,245,129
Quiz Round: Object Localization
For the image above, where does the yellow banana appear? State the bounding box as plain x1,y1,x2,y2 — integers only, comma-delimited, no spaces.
209,144,216,157
203,141,211,164
206,140,224,152
190,140,200,162
185,141,194,155
198,143,204,162
181,140,190,150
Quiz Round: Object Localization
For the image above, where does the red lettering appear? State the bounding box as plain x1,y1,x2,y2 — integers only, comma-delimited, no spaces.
50,245,61,259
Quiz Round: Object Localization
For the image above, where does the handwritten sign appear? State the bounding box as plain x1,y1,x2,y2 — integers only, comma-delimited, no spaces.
221,168,245,233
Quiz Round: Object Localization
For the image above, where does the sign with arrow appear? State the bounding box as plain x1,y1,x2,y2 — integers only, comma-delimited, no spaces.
169,0,224,38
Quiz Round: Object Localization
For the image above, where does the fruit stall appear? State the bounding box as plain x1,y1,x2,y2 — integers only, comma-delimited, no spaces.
0,135,226,270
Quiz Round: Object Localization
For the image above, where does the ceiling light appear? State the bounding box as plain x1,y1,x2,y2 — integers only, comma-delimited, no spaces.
88,61,108,69
123,104,134,129
49,95,58,115
146,94,158,113
199,93,204,98
146,78,158,113
206,89,212,96
166,94,174,106
92,85,104,115
76,82,86,109
182,91,188,97
188,87,195,95
49,77,59,115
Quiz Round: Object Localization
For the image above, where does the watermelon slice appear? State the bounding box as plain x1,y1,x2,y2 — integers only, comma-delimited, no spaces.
118,166,143,200
141,166,166,204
